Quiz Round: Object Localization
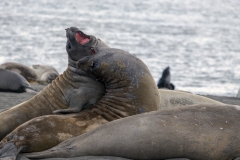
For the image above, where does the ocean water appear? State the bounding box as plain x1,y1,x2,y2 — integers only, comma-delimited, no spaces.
0,0,239,96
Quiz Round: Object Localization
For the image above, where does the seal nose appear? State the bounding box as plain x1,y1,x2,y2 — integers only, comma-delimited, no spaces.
65,28,69,31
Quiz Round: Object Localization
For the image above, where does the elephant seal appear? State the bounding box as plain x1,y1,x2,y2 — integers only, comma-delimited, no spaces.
0,46,160,159
157,66,174,90
26,104,240,160
0,62,38,83
158,89,223,109
0,69,36,93
0,27,107,141
31,64,59,84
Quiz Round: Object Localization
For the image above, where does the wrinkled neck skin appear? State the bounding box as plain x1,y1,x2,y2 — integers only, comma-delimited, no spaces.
67,58,87,77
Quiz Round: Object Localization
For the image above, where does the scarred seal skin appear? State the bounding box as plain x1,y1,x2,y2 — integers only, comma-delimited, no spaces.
0,27,107,141
0,62,38,83
26,104,240,160
0,46,160,159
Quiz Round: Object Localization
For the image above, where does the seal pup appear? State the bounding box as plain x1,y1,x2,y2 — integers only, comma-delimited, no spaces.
0,27,107,140
0,47,160,159
157,66,175,90
31,64,59,84
0,69,36,93
26,104,240,160
0,62,38,83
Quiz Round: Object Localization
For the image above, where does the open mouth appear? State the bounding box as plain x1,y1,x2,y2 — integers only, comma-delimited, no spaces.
75,32,90,45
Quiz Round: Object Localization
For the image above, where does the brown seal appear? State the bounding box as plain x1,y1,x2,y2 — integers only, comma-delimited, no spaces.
0,27,107,141
0,46,160,159
26,104,240,160
0,62,38,83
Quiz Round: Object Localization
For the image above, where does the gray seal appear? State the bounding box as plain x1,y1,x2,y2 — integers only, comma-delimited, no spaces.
0,62,38,83
26,104,240,160
0,69,36,93
31,64,59,84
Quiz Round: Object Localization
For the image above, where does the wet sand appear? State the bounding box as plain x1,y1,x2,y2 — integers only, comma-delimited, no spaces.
0,84,239,160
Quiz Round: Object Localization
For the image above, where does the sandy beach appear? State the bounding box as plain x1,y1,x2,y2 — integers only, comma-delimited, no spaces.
0,84,239,160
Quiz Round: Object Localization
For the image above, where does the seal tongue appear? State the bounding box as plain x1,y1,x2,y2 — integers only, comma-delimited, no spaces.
76,32,90,45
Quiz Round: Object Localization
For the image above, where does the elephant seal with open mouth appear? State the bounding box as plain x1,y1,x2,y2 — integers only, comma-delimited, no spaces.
0,45,160,159
0,27,107,141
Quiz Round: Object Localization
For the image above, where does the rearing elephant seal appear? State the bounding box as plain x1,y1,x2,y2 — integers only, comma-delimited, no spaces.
0,27,107,140
0,47,160,159
26,104,240,160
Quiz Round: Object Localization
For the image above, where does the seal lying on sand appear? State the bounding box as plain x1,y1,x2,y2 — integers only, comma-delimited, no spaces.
0,62,38,83
0,27,107,140
0,47,160,159
158,89,223,109
31,64,59,84
157,66,174,90
0,69,36,93
26,104,240,160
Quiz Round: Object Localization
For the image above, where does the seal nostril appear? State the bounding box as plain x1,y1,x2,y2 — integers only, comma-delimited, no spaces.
67,42,71,49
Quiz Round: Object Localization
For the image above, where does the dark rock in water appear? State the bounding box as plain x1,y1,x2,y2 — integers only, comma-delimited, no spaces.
157,66,175,90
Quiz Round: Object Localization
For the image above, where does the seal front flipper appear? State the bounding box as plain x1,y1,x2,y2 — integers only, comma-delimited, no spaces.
53,87,103,114
0,142,25,160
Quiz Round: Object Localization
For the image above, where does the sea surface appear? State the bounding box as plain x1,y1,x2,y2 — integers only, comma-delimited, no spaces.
0,0,239,96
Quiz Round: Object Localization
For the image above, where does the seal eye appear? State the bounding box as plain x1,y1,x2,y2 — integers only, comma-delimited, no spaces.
90,47,96,55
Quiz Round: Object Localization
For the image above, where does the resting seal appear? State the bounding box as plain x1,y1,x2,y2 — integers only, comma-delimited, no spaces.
157,66,174,90
0,27,107,140
31,64,59,84
158,89,223,109
0,46,160,159
26,104,240,160
0,69,36,93
0,62,38,83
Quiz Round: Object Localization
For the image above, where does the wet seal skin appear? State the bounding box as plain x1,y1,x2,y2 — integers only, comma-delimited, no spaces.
0,62,38,83
0,69,36,93
0,47,160,159
26,104,240,160
0,27,107,141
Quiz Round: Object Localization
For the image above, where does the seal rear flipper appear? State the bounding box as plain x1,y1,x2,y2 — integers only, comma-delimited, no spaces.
0,142,24,160
25,148,71,159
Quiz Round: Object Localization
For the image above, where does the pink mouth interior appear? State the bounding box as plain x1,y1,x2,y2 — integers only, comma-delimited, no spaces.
75,32,90,45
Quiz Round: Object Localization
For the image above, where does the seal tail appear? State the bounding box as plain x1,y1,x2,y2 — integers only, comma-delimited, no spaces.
0,142,23,160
